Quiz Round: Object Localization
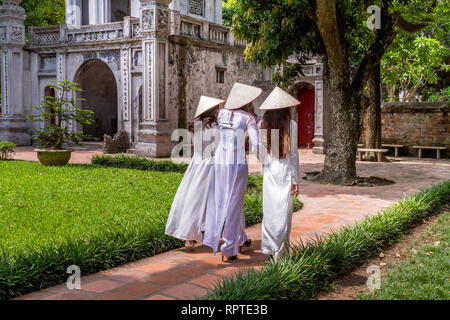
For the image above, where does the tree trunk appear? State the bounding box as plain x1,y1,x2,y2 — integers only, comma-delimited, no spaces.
320,71,361,185
365,63,382,161
315,0,359,185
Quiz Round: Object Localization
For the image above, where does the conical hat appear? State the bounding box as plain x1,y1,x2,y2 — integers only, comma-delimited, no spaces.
194,96,225,118
259,87,301,110
225,83,263,110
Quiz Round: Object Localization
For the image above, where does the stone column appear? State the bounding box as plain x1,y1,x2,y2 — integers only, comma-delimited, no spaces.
312,80,325,154
65,0,82,28
0,0,30,145
135,0,172,158
89,0,111,25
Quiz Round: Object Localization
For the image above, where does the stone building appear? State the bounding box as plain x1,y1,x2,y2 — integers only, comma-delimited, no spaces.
0,0,328,156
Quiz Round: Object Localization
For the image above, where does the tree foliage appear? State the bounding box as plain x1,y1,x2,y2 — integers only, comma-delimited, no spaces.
222,0,239,27
27,81,94,150
20,0,65,30
382,36,450,102
227,0,441,184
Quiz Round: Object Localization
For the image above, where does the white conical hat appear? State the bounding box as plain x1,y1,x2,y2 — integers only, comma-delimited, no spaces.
194,96,225,118
224,83,263,110
259,86,301,110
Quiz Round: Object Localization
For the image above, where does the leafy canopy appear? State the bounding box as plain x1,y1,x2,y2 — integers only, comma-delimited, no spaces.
20,0,65,30
228,0,442,86
382,36,450,101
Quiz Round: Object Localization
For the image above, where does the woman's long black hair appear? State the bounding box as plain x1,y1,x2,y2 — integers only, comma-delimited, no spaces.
188,107,219,133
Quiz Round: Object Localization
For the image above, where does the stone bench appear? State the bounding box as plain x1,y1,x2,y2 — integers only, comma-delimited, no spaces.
412,146,446,160
382,144,404,157
357,148,389,162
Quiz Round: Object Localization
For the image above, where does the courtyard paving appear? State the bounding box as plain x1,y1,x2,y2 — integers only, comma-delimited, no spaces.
12,147,450,300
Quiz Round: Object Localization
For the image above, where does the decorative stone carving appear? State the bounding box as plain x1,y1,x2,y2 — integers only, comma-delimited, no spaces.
103,131,130,154
132,22,141,37
0,27,7,42
142,8,154,30
10,26,23,42
35,31,60,45
143,41,153,121
158,42,166,119
121,46,131,121
189,0,203,16
315,81,324,135
1,50,9,115
157,8,169,31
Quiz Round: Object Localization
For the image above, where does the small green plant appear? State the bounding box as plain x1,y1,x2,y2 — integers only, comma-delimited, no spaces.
0,141,15,160
428,87,450,102
27,81,94,150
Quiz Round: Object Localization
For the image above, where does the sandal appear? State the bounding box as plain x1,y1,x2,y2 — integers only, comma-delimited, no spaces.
221,255,238,262
185,240,196,251
239,239,252,252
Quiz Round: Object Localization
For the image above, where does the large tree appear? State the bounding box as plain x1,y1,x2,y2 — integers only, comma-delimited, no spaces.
229,0,440,185
364,0,448,155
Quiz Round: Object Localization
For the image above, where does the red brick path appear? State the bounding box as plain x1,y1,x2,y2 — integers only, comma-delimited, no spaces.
12,148,450,300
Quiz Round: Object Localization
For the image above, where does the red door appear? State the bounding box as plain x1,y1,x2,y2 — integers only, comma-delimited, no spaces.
297,88,315,148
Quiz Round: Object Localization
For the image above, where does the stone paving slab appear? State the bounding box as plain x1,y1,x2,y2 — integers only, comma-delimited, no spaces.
11,148,450,300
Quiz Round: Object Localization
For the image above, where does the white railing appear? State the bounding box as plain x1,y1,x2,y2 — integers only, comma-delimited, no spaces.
234,37,247,47
209,26,228,44
28,13,248,50
66,22,124,43
30,26,60,46
180,20,202,38
132,22,141,37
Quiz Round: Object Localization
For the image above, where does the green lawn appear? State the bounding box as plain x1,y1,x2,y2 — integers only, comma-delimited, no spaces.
360,211,450,300
0,160,301,299
1,161,182,254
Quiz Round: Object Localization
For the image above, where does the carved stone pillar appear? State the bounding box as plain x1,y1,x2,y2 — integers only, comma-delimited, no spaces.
135,0,172,157
0,0,30,145
120,44,131,122
89,0,111,25
312,80,325,154
65,0,82,28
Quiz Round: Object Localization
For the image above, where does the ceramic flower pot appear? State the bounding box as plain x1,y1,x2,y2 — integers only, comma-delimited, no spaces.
35,149,72,166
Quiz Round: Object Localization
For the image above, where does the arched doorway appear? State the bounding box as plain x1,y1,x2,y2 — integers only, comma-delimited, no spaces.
75,59,118,140
295,83,315,149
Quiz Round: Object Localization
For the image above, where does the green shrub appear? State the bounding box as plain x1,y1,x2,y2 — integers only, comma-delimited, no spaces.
0,141,16,160
92,154,189,173
202,181,450,300
428,87,450,102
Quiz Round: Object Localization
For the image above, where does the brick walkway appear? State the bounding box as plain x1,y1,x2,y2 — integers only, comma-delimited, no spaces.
12,147,450,300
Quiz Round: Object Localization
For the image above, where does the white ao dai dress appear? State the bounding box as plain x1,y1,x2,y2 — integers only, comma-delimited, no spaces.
203,109,260,257
165,125,218,242
261,120,299,259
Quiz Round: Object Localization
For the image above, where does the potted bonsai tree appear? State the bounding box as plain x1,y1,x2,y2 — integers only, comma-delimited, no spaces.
28,80,94,166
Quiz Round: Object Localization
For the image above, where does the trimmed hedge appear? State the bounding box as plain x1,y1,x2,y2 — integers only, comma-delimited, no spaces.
202,181,450,300
92,154,188,173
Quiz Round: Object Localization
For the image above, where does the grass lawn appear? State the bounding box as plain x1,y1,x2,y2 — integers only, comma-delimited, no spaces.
0,160,301,299
360,211,450,300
